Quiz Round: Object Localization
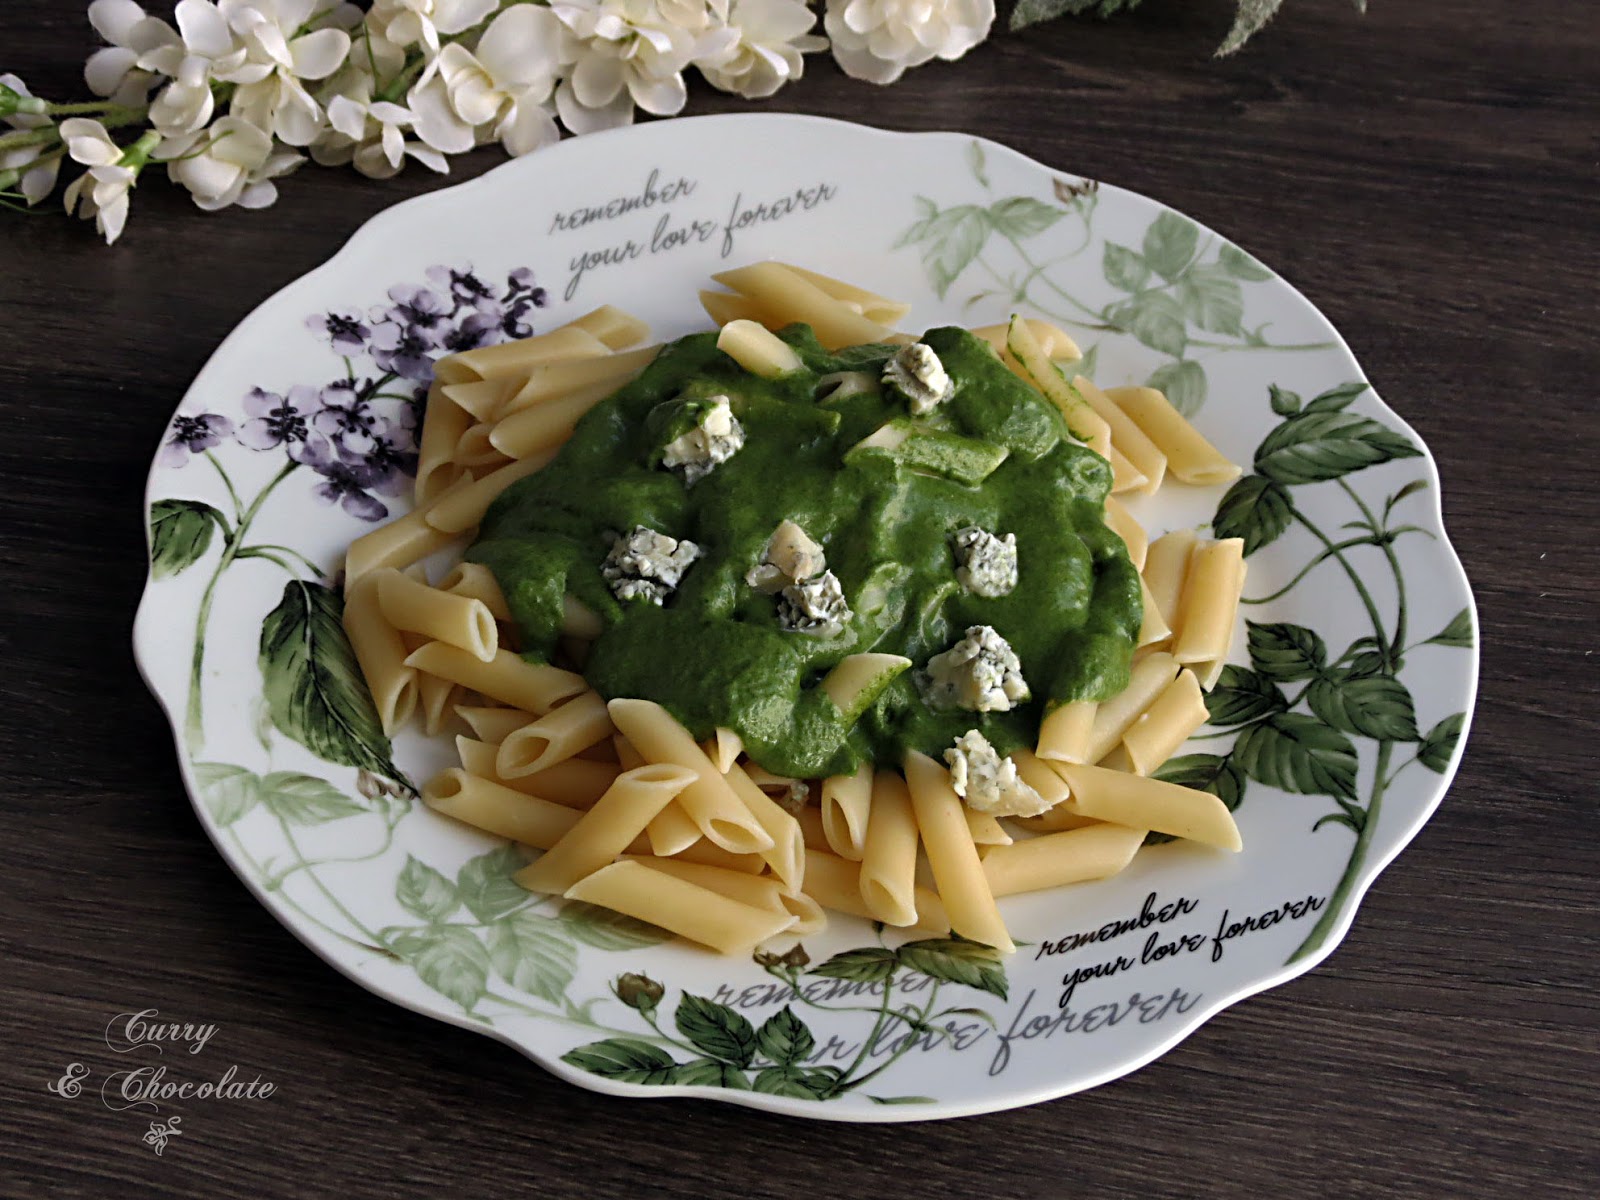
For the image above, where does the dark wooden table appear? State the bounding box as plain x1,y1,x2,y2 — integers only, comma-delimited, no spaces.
2,1,1595,1196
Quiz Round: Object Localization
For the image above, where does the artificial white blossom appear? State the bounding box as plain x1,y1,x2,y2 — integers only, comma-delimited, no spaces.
369,0,500,58
696,0,824,100
59,119,152,242
83,0,179,107
434,6,562,156
0,143,63,205
823,0,994,85
321,89,447,178
552,0,708,133
0,73,51,130
221,0,354,145
155,114,301,209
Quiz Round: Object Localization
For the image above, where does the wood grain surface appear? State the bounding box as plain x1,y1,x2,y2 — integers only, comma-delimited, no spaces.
1,1,1595,1196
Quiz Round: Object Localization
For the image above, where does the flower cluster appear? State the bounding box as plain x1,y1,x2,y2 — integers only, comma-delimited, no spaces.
160,262,546,522
0,0,1000,243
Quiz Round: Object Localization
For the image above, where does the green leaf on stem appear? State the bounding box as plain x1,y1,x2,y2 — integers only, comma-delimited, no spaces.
868,1094,937,1105
1233,714,1359,800
1178,263,1244,335
192,761,263,827
1102,242,1150,292
1254,410,1421,485
1304,381,1369,414
150,499,226,579
1247,620,1328,681
1308,675,1421,741
1213,474,1292,555
810,946,899,984
670,1059,750,1088
987,196,1062,240
897,938,1008,1000
1153,754,1246,809
1111,292,1187,357
897,204,992,299
1338,635,1395,679
1146,360,1205,416
675,994,758,1067
755,1006,816,1068
486,910,576,1004
387,925,490,1011
1219,242,1273,281
259,771,366,826
1417,712,1465,773
751,1066,832,1098
966,140,989,189
1423,608,1474,649
1204,665,1289,726
395,854,462,922
456,844,531,924
558,900,672,950
257,580,408,785
1142,211,1199,281
561,1038,679,1084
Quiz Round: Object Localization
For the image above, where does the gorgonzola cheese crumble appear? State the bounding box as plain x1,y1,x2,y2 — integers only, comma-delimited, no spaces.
601,525,701,605
944,729,1050,817
661,395,745,484
922,624,1030,712
746,519,827,593
882,343,953,416
776,570,852,637
951,525,1018,597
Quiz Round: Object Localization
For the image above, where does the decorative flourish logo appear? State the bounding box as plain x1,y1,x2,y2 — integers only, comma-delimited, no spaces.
46,1063,89,1098
142,1117,182,1156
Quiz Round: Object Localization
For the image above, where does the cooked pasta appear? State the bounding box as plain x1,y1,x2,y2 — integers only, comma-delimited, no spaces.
343,266,1256,961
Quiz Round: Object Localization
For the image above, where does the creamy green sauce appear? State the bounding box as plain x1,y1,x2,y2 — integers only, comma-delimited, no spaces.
470,325,1141,778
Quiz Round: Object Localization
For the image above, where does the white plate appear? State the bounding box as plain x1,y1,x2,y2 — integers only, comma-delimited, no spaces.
134,114,1477,1121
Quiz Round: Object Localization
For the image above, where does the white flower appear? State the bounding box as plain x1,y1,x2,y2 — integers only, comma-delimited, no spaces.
0,73,51,130
140,1,246,136
552,0,709,134
435,6,562,156
823,0,993,85
370,0,500,57
696,0,824,100
0,142,62,206
59,119,150,243
220,0,354,146
83,0,181,107
155,115,302,209
321,89,447,178
407,73,477,155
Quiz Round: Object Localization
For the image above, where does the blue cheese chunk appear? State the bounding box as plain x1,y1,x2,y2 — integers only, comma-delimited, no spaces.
601,525,700,605
746,519,827,594
777,570,851,637
661,395,744,484
882,343,953,415
944,730,1050,818
921,625,1029,712
951,526,1018,597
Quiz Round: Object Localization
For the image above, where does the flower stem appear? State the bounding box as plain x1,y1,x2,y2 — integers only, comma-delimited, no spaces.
183,460,299,752
1289,503,1389,651
1338,478,1407,656
1289,740,1393,963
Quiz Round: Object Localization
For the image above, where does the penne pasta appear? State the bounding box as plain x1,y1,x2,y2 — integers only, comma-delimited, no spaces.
488,378,620,460
777,263,913,324
699,288,763,327
1055,761,1242,852
1037,699,1097,764
422,450,559,535
802,848,950,935
712,262,893,350
423,768,581,848
1171,538,1246,670
403,642,587,714
1104,497,1148,572
1108,445,1148,494
564,861,796,955
375,568,498,661
607,698,775,855
857,771,920,926
965,808,1014,847
499,345,660,416
1011,746,1073,808
626,855,824,933
646,802,704,857
715,318,803,378
414,382,473,506
341,573,418,736
1121,668,1208,775
515,763,697,895
819,763,873,862
455,704,538,744
437,561,512,622
1138,575,1173,648
441,377,520,423
344,478,468,588
795,804,830,852
496,691,616,778
982,824,1149,897
1142,529,1197,636
1086,651,1180,765
903,751,1013,953
1106,386,1241,486
453,422,513,471
1072,376,1168,496
444,323,613,382
721,761,805,891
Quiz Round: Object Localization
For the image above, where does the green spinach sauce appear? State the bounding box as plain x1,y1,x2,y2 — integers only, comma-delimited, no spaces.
469,324,1141,779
